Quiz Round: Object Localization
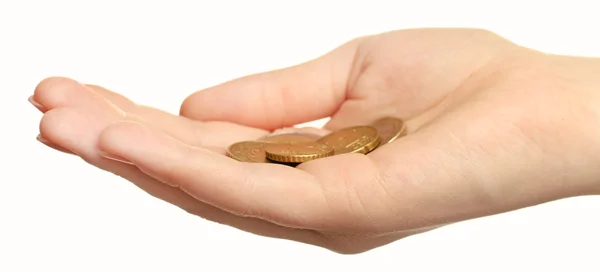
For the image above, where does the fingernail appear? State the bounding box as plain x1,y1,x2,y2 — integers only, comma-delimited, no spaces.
98,150,133,165
28,96,45,111
36,134,74,155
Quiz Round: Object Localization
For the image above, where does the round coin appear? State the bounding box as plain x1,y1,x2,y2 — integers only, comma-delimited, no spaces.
270,127,331,137
264,142,334,163
226,141,269,163
258,133,321,144
369,117,406,145
317,126,381,154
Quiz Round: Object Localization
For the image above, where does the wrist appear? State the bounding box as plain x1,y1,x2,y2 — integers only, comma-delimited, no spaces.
544,54,600,195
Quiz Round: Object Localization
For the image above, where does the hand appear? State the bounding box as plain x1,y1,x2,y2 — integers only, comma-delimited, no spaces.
33,28,600,254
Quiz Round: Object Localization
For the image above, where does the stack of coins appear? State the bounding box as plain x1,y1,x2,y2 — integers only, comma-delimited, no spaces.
226,117,406,165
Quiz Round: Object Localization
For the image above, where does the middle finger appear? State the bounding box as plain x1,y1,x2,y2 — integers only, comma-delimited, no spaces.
34,78,324,246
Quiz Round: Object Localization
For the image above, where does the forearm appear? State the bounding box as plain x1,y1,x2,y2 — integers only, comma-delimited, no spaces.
531,53,600,196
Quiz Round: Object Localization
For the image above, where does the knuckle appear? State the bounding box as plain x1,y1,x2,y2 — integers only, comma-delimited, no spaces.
161,144,196,187
321,235,371,255
39,107,75,136
33,77,81,108
34,76,76,96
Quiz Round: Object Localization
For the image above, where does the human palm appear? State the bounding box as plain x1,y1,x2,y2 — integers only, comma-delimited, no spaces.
32,28,600,253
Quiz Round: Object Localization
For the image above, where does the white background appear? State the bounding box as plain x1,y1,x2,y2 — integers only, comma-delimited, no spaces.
2,1,599,271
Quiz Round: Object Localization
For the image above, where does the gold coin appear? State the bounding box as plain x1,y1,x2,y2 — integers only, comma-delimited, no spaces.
226,141,269,163
264,142,334,163
258,133,321,144
317,126,381,154
369,117,406,145
270,127,331,137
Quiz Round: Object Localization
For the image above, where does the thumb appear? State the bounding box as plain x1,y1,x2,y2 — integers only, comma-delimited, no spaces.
179,39,361,131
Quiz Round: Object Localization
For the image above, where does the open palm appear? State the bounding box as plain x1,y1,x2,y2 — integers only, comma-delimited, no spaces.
35,28,592,253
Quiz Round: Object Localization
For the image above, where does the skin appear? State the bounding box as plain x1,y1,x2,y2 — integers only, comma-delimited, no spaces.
31,28,600,254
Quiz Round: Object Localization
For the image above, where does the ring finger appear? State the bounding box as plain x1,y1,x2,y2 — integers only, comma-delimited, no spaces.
32,77,325,246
